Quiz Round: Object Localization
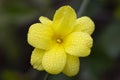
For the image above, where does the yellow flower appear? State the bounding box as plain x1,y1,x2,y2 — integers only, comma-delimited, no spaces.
28,5,95,76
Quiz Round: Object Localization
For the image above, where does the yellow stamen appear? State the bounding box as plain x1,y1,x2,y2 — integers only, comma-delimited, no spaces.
56,38,62,43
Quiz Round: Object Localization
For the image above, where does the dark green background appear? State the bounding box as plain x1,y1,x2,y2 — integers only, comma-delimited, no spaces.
0,0,120,80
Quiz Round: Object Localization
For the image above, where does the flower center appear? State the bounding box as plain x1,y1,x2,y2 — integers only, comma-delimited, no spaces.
56,38,62,44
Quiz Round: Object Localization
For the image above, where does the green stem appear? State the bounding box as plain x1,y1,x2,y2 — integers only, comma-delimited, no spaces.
44,73,49,80
77,0,89,17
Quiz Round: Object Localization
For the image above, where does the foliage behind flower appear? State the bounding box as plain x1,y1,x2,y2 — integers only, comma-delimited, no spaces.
27,5,95,76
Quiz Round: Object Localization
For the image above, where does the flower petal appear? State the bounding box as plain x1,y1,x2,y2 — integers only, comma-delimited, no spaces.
39,16,52,25
74,16,95,35
52,6,76,36
64,32,93,57
31,48,45,71
63,54,80,76
28,23,53,50
42,46,66,74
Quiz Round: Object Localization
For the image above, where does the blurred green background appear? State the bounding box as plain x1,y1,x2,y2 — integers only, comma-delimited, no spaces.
0,0,120,80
